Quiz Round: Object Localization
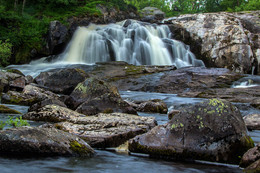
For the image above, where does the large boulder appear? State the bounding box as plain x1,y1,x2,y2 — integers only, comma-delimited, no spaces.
129,99,254,164
1,84,59,106
0,126,95,157
168,11,260,74
24,105,155,148
35,68,89,95
66,77,136,114
53,113,157,148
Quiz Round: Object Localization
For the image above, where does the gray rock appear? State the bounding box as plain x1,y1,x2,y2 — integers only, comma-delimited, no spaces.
0,126,95,157
244,114,260,130
129,99,254,164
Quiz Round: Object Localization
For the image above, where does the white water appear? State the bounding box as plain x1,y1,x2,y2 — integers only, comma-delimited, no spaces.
7,20,204,77
60,20,204,68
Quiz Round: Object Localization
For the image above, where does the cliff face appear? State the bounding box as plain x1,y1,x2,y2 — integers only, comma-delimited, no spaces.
167,11,260,74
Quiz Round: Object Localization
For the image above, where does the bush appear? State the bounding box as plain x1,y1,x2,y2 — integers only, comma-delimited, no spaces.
0,39,12,67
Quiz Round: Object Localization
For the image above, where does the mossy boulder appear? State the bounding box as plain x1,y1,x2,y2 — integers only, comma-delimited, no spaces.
129,99,253,164
0,126,95,157
35,68,89,95
0,105,22,114
66,77,136,115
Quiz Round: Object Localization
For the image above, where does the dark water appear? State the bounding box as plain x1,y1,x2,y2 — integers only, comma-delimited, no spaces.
1,91,259,173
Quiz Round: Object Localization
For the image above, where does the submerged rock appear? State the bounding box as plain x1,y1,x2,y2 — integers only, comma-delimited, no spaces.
0,126,95,157
0,105,21,114
135,99,168,114
52,113,157,148
129,99,254,164
240,143,260,168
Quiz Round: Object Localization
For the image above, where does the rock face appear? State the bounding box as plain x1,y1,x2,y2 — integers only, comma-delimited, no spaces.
167,11,260,74
243,114,260,131
35,68,89,95
46,21,68,55
0,126,95,157
129,99,254,164
66,77,136,115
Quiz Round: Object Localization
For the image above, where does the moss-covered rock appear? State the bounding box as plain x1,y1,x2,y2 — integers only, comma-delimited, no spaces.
0,105,22,114
129,99,253,164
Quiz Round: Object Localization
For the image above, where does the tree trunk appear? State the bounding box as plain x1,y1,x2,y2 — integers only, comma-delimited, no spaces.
22,0,26,15
14,0,18,11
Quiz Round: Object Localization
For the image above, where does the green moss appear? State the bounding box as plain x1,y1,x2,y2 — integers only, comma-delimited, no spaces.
69,140,92,156
208,99,228,115
103,108,113,114
75,83,88,94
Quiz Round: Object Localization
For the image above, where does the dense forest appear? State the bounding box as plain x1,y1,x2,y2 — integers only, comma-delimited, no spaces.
0,0,259,67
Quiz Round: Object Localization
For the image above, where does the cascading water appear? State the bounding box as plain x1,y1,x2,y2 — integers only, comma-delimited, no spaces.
7,20,204,77
60,20,204,68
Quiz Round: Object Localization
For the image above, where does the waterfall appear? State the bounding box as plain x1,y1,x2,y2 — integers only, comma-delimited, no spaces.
60,20,204,68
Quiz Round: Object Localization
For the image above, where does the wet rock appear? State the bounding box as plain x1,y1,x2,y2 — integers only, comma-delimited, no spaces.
29,98,67,112
244,159,260,173
240,143,260,168
0,126,95,157
35,68,89,95
0,105,21,114
189,86,260,106
129,99,254,164
24,104,85,122
243,114,260,131
67,77,136,115
0,71,24,92
2,84,59,106
113,66,242,94
53,113,157,148
135,99,168,114
168,110,181,120
46,21,68,55
168,12,260,74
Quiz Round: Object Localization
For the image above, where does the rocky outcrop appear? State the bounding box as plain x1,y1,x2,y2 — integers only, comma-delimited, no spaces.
66,77,136,115
35,68,89,95
53,113,157,148
2,84,60,106
167,11,260,74
129,99,254,164
0,126,95,157
243,114,260,131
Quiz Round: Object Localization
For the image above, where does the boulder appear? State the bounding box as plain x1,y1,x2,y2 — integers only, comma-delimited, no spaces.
244,159,260,173
28,98,67,112
240,143,260,168
0,126,95,157
135,99,168,114
243,114,260,130
52,113,157,148
129,99,254,164
168,12,260,74
1,84,59,106
23,104,85,123
66,77,136,114
35,68,88,95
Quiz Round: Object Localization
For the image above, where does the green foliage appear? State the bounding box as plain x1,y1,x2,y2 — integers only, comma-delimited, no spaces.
0,39,12,67
0,121,5,130
6,116,30,128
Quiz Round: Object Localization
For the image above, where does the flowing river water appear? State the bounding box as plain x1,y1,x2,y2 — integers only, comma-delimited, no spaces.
1,91,256,173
